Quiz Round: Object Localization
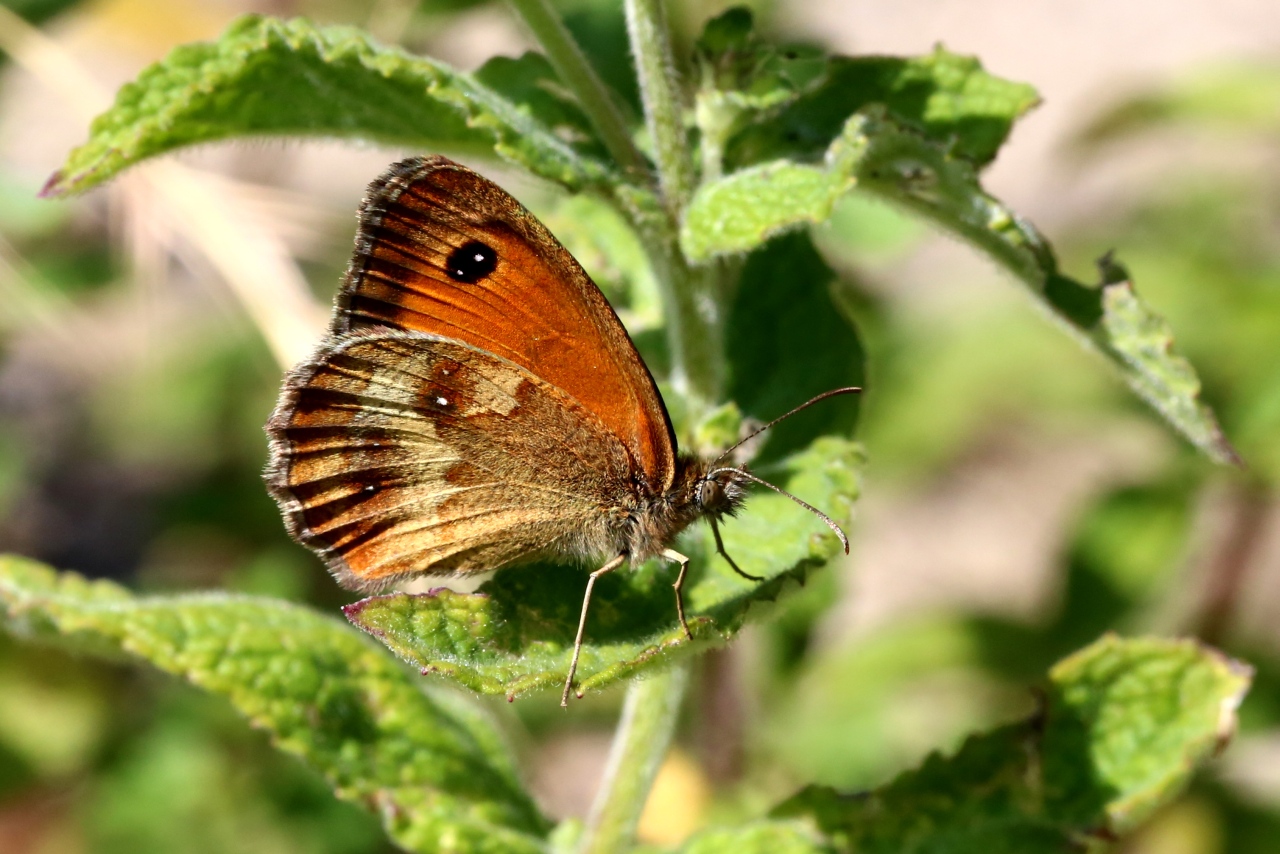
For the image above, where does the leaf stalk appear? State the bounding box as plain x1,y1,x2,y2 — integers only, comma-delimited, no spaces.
505,0,648,178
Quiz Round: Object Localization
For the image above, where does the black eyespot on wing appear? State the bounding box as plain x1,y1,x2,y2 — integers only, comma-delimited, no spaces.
446,240,498,283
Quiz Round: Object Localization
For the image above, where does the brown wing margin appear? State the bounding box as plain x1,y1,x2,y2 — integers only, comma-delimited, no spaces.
332,156,678,493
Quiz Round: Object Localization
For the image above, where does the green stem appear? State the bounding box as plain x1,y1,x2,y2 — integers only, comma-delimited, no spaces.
624,0,695,212
645,229,725,410
504,0,648,178
578,663,690,854
624,0,725,410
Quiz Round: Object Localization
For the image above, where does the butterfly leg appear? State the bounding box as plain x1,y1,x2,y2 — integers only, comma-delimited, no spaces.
661,548,694,642
710,517,763,582
563,552,628,707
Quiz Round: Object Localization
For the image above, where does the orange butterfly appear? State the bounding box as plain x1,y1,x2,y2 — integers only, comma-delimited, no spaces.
266,157,854,704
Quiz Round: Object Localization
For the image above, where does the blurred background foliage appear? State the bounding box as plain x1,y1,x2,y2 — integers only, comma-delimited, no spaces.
1,0,1278,852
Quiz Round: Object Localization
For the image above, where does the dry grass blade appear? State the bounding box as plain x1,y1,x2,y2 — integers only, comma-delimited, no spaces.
0,6,326,369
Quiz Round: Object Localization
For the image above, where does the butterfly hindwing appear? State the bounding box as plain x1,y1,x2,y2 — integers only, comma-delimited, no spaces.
266,331,638,590
335,156,677,492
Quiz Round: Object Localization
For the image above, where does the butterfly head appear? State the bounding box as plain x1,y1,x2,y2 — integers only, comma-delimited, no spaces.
686,386,862,537
698,462,851,556
694,466,750,517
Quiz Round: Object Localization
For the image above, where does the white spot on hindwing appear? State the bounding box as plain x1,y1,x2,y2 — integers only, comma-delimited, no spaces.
347,360,437,440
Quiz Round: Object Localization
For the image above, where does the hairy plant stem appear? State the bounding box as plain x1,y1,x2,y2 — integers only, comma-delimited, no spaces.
579,663,690,854
643,227,726,412
624,0,694,211
504,0,648,177
625,0,725,410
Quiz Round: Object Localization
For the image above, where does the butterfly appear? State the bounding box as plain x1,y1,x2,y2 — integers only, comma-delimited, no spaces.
265,156,856,705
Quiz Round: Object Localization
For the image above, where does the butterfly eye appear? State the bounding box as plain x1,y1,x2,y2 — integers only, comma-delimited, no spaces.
446,240,498,283
698,479,725,509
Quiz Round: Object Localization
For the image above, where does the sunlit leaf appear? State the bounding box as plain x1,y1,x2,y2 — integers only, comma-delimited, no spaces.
0,555,552,854
43,15,623,198
681,114,870,259
725,46,1040,170
1098,267,1239,464
775,635,1252,852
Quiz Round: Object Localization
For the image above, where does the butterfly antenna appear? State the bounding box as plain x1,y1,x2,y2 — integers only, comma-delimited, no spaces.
710,467,850,554
712,387,862,467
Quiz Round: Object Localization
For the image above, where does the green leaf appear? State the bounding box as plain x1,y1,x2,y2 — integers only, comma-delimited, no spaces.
725,47,1040,171
681,114,870,259
693,7,829,179
694,8,827,115
684,110,1239,465
679,820,834,854
472,52,610,163
43,15,623,197
729,231,863,462
1098,271,1240,464
695,7,758,64
0,555,553,854
345,436,862,699
775,635,1252,852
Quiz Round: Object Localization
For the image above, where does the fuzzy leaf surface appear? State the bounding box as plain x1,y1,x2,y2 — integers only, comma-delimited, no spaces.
0,555,552,854
724,46,1040,170
692,7,828,178
345,436,862,699
694,7,828,115
681,114,869,259
775,635,1251,852
472,51,610,163
683,110,1238,464
44,15,621,197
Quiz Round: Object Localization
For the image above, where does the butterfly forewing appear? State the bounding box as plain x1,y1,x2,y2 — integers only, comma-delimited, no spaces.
335,157,677,491
267,332,639,590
